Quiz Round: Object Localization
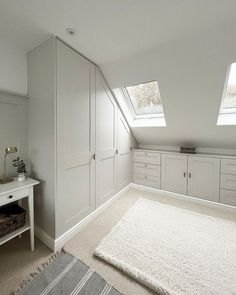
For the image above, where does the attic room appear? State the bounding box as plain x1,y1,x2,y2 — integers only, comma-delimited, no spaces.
0,1,236,295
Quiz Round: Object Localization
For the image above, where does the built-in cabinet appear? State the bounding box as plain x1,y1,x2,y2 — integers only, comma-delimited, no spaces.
220,158,236,206
187,156,220,202
161,154,187,195
133,149,236,207
29,37,134,240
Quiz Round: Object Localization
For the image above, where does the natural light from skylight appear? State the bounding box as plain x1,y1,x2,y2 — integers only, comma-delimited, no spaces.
125,81,163,116
217,62,236,125
114,81,166,127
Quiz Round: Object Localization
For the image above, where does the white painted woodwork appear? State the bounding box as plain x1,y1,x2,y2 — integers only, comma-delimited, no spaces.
28,37,136,242
188,156,220,202
133,162,160,177
56,39,96,236
117,110,132,190
161,154,187,195
133,151,160,165
0,178,39,250
0,92,28,178
95,69,117,207
220,173,236,191
133,173,160,189
220,189,236,207
221,158,236,175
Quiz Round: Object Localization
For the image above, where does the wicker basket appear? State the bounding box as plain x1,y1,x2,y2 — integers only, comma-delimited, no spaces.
0,203,26,238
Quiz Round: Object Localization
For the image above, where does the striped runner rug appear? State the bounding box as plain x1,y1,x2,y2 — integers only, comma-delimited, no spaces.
17,251,122,295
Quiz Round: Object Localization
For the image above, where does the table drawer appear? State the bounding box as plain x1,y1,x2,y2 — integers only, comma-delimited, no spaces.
220,174,236,191
220,189,236,207
133,151,160,165
133,173,160,189
0,188,30,206
133,162,160,176
221,158,236,175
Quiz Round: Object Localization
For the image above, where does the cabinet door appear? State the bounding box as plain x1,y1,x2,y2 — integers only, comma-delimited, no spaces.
161,154,187,195
95,69,117,207
117,110,132,190
56,40,96,236
188,156,220,202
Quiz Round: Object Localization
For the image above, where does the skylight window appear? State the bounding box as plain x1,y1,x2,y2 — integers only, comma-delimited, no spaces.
125,81,163,116
114,80,166,127
217,63,236,125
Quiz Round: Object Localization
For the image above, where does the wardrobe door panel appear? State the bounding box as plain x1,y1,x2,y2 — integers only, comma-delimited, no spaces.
188,156,220,202
56,40,95,236
161,154,187,195
96,69,117,207
117,111,132,190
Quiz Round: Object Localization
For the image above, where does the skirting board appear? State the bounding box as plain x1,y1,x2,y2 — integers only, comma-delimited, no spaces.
35,183,133,251
131,183,236,214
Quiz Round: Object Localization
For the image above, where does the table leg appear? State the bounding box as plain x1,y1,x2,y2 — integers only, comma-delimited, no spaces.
28,187,35,251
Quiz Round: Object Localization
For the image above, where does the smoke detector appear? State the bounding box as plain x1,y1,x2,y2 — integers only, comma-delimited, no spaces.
65,28,76,36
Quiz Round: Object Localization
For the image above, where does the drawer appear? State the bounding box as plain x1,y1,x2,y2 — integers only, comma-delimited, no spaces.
133,162,160,177
220,189,236,207
133,151,160,165
133,173,160,189
220,173,236,191
221,158,236,175
0,188,30,206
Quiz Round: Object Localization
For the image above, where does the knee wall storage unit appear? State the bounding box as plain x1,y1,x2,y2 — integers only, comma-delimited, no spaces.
28,37,136,244
133,149,236,207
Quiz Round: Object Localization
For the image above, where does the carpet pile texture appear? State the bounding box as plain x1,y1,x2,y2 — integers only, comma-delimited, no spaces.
95,198,236,295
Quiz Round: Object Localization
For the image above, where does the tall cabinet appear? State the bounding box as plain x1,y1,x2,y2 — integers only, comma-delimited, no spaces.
29,37,135,242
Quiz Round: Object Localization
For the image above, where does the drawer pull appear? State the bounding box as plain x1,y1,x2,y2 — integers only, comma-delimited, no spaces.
8,195,13,199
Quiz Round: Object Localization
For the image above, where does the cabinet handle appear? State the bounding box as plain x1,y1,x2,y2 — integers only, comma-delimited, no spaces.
183,172,186,177
8,195,13,199
92,154,96,160
189,173,191,178
116,149,119,154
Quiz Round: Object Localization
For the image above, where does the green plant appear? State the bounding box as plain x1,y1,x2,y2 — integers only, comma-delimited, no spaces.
12,157,27,174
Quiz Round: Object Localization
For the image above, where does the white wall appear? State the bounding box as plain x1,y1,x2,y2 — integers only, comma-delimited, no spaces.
0,44,28,96
101,20,236,149
0,91,29,178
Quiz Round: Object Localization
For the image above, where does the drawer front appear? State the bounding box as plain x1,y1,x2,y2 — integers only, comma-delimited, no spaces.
133,151,160,165
220,173,236,191
133,162,160,176
133,173,160,189
220,189,236,207
221,158,236,175
0,188,30,206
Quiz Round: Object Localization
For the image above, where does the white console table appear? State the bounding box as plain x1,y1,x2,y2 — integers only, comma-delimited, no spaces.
0,178,39,251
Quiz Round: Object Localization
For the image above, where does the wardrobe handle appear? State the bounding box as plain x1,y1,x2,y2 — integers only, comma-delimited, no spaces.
189,173,191,178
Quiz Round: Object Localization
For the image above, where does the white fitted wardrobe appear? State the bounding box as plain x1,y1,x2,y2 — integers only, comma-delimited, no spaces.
133,149,236,207
28,37,135,241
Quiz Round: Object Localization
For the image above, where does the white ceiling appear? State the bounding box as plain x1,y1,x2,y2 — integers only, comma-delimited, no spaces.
1,0,236,148
1,0,236,63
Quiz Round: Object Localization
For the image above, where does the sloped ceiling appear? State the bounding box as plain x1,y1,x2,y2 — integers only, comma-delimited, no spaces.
102,20,236,148
1,0,236,148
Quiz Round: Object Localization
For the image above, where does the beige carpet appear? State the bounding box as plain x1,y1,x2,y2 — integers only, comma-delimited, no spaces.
1,188,236,295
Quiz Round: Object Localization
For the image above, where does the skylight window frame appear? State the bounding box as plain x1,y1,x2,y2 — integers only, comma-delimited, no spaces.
217,62,236,126
123,80,165,120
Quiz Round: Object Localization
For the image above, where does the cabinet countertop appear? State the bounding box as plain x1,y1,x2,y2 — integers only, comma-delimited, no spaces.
133,149,236,159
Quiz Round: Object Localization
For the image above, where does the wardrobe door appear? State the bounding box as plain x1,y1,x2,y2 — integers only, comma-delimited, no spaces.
56,40,95,236
161,154,187,195
117,110,132,190
95,69,117,207
188,156,220,202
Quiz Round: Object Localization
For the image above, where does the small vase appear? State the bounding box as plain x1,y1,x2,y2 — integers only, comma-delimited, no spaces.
18,173,26,182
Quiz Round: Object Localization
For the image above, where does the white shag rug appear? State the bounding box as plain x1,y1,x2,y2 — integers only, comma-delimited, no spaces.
95,198,236,295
